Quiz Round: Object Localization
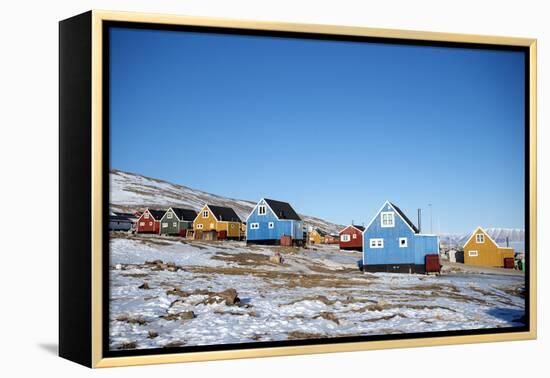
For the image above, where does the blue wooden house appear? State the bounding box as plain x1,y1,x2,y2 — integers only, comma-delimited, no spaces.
246,198,304,246
362,201,439,274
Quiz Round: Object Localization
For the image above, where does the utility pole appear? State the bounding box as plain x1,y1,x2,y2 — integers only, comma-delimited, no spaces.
428,203,433,234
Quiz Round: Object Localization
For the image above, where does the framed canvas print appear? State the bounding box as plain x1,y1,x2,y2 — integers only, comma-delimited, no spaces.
59,10,537,368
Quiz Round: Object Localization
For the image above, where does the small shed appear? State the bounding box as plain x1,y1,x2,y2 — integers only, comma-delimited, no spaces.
448,249,458,263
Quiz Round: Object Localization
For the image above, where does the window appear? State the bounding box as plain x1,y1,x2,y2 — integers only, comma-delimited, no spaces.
139,222,145,226
250,223,260,229
144,213,149,219
381,212,395,227
341,234,351,242
258,205,267,215
268,222,274,229
162,223,168,228
196,224,203,229
369,238,384,248
148,222,153,226
469,250,478,257
476,233,485,243
399,237,408,248
352,234,357,239
173,222,177,227
230,224,234,229
202,210,209,218
167,212,173,219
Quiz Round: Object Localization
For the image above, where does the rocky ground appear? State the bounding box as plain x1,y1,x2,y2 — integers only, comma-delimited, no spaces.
109,232,526,351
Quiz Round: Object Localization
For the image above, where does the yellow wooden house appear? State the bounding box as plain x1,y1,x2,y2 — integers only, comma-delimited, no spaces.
308,229,326,244
463,226,514,267
193,204,242,240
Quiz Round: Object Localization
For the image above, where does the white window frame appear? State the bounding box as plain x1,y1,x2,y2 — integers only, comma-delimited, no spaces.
148,222,153,226
476,233,485,243
380,212,395,228
167,212,173,219
196,224,203,229
469,250,478,257
162,222,168,228
139,222,145,226
250,223,260,230
268,222,274,229
258,205,267,216
399,237,408,248
202,210,209,218
370,238,384,248
352,233,357,239
173,222,177,227
144,213,149,219
341,234,351,242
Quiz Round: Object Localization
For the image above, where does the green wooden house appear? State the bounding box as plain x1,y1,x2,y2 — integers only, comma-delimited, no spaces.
160,207,197,236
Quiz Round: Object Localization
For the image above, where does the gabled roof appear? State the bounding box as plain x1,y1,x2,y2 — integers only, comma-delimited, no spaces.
339,224,364,234
390,202,419,233
463,226,506,249
169,207,198,222
264,198,301,220
208,205,241,222
145,209,166,220
315,228,327,236
364,201,420,234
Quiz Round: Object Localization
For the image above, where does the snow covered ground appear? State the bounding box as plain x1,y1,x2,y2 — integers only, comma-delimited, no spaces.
109,233,526,351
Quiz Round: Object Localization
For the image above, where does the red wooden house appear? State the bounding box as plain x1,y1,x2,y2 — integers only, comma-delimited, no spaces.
136,209,165,234
339,224,365,251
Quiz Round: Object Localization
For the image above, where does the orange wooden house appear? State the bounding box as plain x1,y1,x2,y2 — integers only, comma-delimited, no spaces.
463,226,515,268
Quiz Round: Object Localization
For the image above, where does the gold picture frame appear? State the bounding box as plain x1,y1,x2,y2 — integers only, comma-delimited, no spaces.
59,10,537,368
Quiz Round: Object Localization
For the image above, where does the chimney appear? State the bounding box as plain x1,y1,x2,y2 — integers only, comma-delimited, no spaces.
417,208,422,233
352,219,354,226
506,236,509,247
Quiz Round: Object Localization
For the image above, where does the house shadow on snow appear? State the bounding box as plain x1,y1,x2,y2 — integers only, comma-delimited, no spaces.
486,307,526,325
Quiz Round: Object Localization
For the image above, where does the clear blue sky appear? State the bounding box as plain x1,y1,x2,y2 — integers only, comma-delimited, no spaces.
109,27,525,234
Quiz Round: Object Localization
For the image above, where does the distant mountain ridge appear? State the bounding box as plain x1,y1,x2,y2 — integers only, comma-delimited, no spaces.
110,169,343,234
